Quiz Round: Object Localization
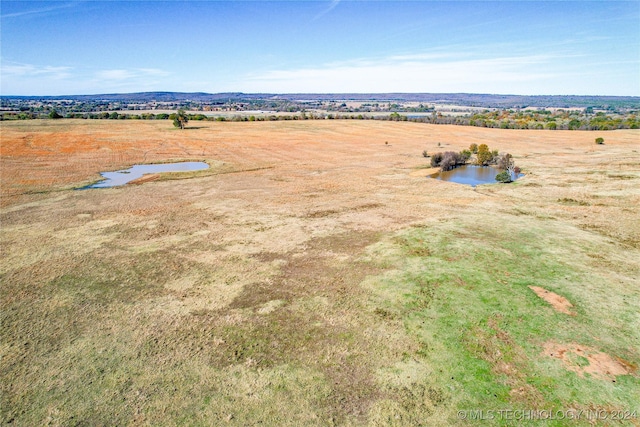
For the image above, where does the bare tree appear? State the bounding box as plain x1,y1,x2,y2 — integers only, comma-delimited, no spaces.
497,153,517,180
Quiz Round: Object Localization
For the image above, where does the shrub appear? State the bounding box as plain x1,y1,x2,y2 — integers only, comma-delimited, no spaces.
440,151,468,171
469,143,478,154
422,150,429,158
430,152,443,167
440,151,458,171
595,137,604,144
495,171,512,183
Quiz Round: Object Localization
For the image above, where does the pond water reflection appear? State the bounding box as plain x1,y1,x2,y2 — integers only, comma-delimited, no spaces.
429,165,522,187
81,162,209,189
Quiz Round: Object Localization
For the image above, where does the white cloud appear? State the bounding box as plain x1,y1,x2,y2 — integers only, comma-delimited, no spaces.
0,63,173,95
73,68,173,94
1,3,77,19
1,62,73,79
314,0,341,20
95,68,170,81
239,53,559,94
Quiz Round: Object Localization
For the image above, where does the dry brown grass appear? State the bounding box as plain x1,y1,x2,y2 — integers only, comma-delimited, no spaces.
4,119,637,250
1,119,639,425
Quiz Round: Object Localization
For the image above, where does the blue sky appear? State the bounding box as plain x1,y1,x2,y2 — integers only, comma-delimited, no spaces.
1,1,638,96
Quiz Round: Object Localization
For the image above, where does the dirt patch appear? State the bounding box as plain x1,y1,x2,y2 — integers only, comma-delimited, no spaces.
543,341,636,381
529,286,576,315
128,173,160,185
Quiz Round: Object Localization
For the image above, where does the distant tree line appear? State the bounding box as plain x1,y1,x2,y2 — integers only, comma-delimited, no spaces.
1,100,638,130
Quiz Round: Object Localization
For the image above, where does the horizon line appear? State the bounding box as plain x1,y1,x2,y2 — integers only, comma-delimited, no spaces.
2,91,639,98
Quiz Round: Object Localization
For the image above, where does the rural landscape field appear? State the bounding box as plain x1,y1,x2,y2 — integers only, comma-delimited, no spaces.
1,119,639,425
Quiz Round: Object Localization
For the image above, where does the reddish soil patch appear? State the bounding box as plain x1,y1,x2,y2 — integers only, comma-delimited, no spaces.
529,286,575,315
128,173,160,185
543,341,636,381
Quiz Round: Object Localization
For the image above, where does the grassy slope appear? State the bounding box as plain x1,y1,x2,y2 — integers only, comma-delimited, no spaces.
364,215,639,425
1,120,639,426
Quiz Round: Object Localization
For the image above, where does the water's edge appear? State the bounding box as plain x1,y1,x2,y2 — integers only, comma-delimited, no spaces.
429,165,523,187
78,161,210,189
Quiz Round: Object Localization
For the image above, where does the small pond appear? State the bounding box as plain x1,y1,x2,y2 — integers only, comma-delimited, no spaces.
81,162,209,189
429,165,523,187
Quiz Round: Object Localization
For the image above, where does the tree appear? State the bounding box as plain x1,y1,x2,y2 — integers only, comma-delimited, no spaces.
49,109,62,119
476,144,493,165
496,153,514,171
568,119,582,130
172,109,189,129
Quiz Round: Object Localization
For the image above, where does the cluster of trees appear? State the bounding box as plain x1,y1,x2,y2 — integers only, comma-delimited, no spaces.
7,110,175,120
429,143,498,167
427,143,520,183
429,150,471,171
494,153,520,183
380,109,638,130
316,110,639,130
463,109,639,130
2,110,327,122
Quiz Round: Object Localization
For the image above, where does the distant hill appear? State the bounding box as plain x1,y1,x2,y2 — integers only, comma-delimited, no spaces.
4,92,639,109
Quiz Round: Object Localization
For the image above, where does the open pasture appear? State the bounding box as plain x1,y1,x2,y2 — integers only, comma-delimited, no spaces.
1,120,639,425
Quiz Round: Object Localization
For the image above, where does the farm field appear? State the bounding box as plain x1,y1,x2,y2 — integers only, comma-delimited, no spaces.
1,119,639,426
